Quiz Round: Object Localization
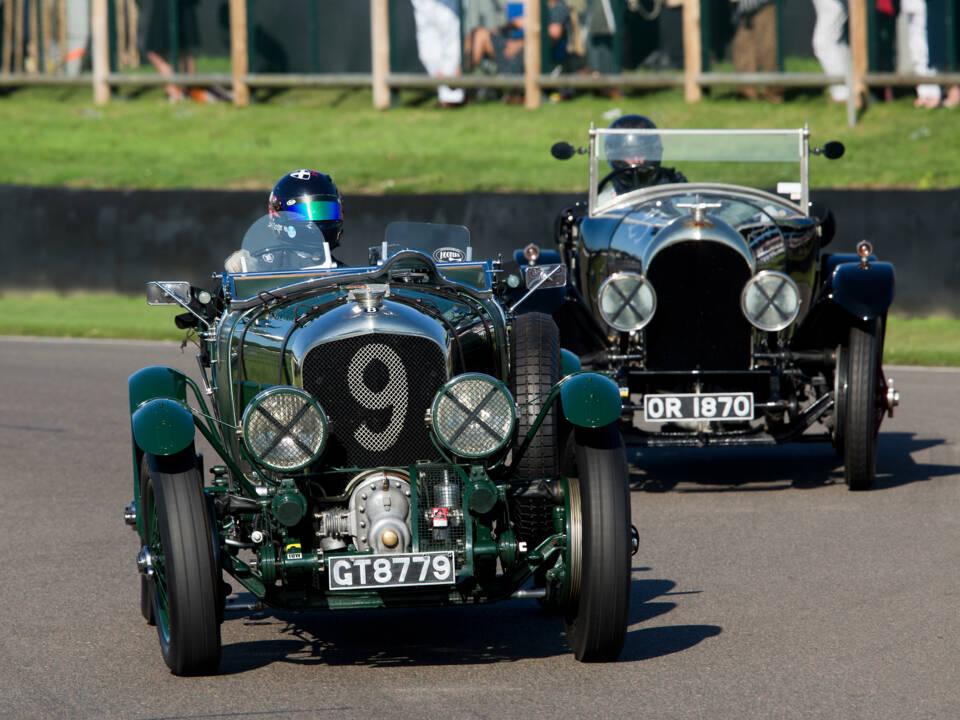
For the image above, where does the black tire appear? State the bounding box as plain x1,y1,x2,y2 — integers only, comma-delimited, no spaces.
843,321,882,490
510,312,561,547
564,425,631,662
142,453,222,675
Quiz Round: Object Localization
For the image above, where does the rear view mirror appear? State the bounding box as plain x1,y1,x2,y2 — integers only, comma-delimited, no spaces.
823,141,845,160
146,281,192,306
523,264,567,290
551,142,576,160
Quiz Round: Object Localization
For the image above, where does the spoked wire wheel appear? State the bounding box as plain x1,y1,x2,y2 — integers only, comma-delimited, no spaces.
142,454,221,675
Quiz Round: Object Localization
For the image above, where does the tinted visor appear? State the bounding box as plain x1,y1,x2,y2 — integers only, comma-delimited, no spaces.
287,199,342,222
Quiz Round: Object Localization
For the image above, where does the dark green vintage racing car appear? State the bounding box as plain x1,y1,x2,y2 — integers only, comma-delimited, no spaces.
124,214,634,674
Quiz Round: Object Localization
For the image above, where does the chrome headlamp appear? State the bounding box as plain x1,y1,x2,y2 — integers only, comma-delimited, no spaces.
741,270,801,332
597,271,657,332
431,373,516,458
242,387,327,472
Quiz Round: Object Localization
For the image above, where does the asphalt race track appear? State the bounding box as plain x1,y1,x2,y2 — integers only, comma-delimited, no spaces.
1,336,958,719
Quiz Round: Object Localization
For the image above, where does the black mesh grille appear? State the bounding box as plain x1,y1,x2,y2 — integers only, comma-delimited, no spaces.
302,334,447,467
644,243,752,371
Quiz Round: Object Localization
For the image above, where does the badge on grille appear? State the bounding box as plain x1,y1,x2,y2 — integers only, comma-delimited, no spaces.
432,507,449,528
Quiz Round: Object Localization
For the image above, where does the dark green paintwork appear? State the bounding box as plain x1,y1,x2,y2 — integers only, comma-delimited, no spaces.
131,398,196,456
559,373,623,428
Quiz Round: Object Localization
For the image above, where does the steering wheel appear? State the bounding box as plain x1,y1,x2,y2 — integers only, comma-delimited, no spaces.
597,164,681,193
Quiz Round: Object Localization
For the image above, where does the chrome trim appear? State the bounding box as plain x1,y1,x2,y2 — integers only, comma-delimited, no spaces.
596,271,657,332
740,271,801,332
136,546,153,577
288,299,451,383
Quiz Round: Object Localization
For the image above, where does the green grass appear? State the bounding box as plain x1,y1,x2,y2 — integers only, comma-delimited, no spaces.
2,84,959,191
0,293,182,341
884,315,960,366
1,293,958,366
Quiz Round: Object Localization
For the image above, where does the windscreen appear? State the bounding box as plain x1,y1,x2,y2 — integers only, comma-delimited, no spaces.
592,128,807,213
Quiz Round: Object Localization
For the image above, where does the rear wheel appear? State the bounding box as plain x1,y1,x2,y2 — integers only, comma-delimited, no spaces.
509,312,561,548
564,425,631,662
142,453,222,675
842,321,883,490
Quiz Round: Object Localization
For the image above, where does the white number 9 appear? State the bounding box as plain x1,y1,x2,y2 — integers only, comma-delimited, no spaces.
432,554,452,580
347,344,407,451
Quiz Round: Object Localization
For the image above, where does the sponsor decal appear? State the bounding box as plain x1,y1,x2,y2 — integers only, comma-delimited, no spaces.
290,169,313,180
432,246,466,263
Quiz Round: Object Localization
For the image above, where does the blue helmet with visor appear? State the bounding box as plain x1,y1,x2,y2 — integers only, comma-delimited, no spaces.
268,169,343,249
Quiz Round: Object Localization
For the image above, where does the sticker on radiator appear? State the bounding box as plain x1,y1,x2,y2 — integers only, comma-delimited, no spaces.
327,551,456,590
431,507,449,528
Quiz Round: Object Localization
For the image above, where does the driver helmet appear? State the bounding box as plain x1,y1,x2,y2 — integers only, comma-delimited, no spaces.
268,169,343,249
603,114,663,193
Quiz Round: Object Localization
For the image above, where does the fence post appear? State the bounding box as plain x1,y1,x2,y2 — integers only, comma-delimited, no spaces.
371,0,391,109
848,0,868,109
682,0,702,102
229,0,250,106
524,0,542,108
91,0,110,104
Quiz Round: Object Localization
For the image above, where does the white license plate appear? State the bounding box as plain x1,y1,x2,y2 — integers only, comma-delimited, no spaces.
643,392,754,422
327,551,456,591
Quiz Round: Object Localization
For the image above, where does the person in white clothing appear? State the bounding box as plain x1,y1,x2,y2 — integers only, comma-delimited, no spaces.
411,0,465,106
811,0,851,103
901,0,941,107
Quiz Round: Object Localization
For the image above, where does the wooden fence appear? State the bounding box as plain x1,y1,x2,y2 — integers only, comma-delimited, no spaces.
2,0,959,126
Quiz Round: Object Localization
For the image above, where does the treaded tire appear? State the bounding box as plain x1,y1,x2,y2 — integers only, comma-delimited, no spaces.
843,321,881,491
564,424,631,662
510,312,561,546
143,455,222,675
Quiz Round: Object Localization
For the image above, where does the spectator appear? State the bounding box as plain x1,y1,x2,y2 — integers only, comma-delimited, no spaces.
465,0,572,75
901,0,941,107
141,0,201,102
731,0,783,102
411,0,465,107
811,0,851,103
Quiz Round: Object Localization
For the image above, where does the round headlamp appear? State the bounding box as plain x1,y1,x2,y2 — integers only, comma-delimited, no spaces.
741,270,801,332
241,387,327,472
597,271,657,332
431,373,516,458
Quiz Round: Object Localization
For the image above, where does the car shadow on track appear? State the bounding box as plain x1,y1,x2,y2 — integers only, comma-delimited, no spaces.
217,574,719,673
627,432,955,492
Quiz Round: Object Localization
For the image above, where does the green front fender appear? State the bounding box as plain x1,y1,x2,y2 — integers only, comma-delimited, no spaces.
559,372,622,428
131,397,196,457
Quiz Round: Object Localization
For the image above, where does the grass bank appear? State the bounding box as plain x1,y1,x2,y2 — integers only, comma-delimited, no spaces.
1,293,956,366
1,86,959,192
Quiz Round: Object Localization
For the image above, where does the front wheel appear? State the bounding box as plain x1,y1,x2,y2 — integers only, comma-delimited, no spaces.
564,425,631,662
142,453,222,675
842,321,883,490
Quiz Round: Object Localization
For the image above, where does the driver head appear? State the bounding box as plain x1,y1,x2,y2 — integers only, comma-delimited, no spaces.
603,115,663,193
268,169,343,250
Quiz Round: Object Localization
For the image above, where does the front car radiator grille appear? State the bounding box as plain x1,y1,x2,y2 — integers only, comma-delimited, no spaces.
644,242,753,371
302,333,448,468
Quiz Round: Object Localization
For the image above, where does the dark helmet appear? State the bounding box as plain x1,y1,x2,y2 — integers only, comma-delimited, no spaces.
604,114,663,167
268,169,343,249
603,115,665,194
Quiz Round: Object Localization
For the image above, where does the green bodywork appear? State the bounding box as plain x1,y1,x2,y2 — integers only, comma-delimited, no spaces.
129,253,613,613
